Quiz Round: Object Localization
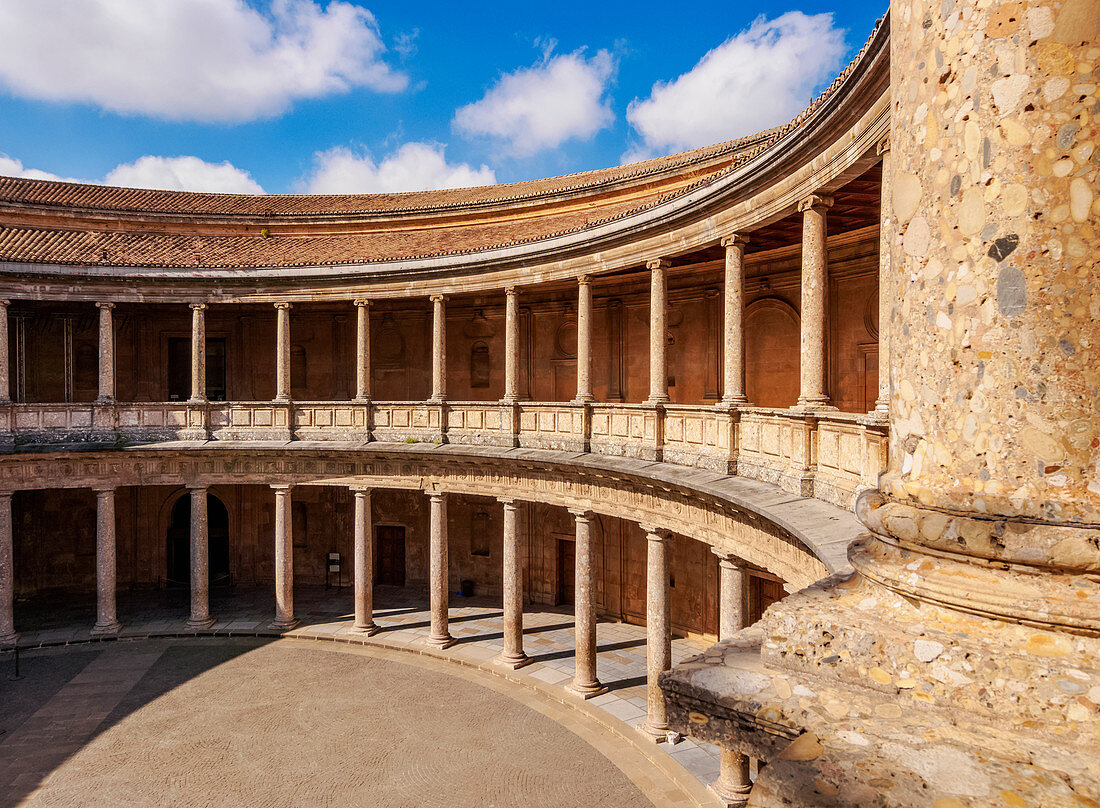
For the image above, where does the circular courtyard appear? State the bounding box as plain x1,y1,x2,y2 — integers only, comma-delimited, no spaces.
0,638,657,807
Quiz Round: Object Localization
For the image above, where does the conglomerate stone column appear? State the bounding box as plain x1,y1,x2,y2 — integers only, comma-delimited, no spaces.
91,487,121,635
712,552,752,806
186,485,215,629
569,509,605,697
273,302,292,402
795,195,833,408
189,303,207,403
873,136,892,414
429,295,447,403
496,498,528,668
575,275,594,402
640,526,673,740
0,491,15,645
350,487,378,635
353,300,371,402
95,302,115,403
0,300,10,404
427,491,454,648
646,259,670,404
270,484,297,630
502,287,520,403
720,235,749,405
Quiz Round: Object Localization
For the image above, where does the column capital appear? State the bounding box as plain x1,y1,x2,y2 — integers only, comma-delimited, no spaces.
429,293,446,304
186,483,209,493
350,485,372,497
505,286,519,298
0,299,10,309
569,508,594,522
93,485,117,496
428,490,447,503
876,134,891,156
353,298,372,309
96,301,115,310
720,233,750,249
577,273,592,287
189,302,207,312
646,257,671,271
498,497,521,509
273,301,292,311
270,483,294,492
0,490,13,501
641,525,668,542
798,193,835,213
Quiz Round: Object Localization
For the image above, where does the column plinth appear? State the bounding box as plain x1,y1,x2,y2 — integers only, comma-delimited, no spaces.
269,484,298,630
353,300,372,403
273,302,292,403
573,276,595,403
428,295,447,403
719,235,749,406
496,498,528,668
645,259,671,404
795,195,834,409
426,491,454,648
569,509,605,697
350,487,378,636
186,485,215,630
640,525,675,742
90,487,121,635
0,492,16,645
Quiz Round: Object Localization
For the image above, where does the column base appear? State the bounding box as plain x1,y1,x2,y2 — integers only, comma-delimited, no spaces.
571,396,595,404
426,633,455,649
709,781,752,807
794,397,836,410
638,717,681,744
569,679,608,699
719,396,748,407
90,620,122,636
0,631,18,647
185,616,216,631
269,617,300,631
494,651,531,670
349,623,381,637
644,397,670,405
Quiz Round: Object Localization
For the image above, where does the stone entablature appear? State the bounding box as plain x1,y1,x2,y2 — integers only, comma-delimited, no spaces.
0,400,887,511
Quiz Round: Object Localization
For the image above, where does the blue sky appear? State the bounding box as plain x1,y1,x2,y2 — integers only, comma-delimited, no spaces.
0,0,885,194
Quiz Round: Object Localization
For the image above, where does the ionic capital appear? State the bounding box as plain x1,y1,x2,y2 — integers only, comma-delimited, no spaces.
353,299,372,309
720,233,750,249
273,302,292,311
96,301,115,310
0,299,10,309
429,294,446,304
798,193,834,213
350,485,372,496
646,258,671,271
189,303,207,312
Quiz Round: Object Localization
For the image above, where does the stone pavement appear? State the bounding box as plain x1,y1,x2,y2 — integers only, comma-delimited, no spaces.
6,585,725,805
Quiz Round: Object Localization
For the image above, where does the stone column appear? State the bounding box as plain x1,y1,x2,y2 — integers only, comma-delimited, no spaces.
711,750,752,807
640,525,673,741
273,302,292,402
646,259,670,404
502,287,520,403
91,487,121,635
270,484,297,630
350,487,378,635
569,509,605,697
575,275,594,402
796,195,833,408
429,295,446,403
427,491,453,648
0,491,15,645
354,300,371,402
496,498,528,668
189,303,207,403
0,300,10,404
186,485,215,629
711,552,752,805
720,235,749,405
96,302,115,403
873,136,892,414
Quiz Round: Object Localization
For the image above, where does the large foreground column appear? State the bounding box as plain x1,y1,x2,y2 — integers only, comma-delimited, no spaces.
426,491,453,648
569,509,605,697
350,487,378,635
429,295,447,403
796,195,832,408
640,526,673,740
95,302,115,403
496,498,527,668
711,553,752,806
0,491,15,645
720,235,749,405
270,484,297,630
574,275,594,403
91,487,121,635
646,259,670,404
186,485,215,629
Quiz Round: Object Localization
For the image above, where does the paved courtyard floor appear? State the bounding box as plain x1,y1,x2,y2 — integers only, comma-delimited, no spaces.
3,585,724,807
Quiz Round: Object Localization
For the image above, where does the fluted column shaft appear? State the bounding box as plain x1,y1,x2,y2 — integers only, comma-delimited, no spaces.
797,195,833,407
570,509,604,696
427,491,453,647
354,300,371,401
497,498,527,667
647,259,670,404
187,486,214,629
189,303,207,403
641,526,672,739
429,295,447,402
91,487,121,635
503,288,519,403
0,492,14,644
96,302,115,403
720,236,749,405
575,276,594,402
270,485,296,629
274,302,292,402
351,488,378,634
0,300,10,404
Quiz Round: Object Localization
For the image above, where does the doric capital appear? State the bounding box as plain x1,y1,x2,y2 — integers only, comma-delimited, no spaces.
93,486,117,496
646,257,671,271
273,302,292,311
428,490,447,502
189,303,207,312
720,233,750,249
353,299,372,309
186,483,209,493
350,485,372,496
270,483,294,492
498,496,520,508
429,293,446,304
96,301,115,311
798,193,834,213
569,508,593,522
641,525,668,541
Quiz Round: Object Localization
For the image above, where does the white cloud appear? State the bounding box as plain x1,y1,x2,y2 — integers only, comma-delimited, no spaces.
301,143,496,193
0,0,407,123
453,49,615,158
1,153,263,193
104,155,265,193
624,12,846,161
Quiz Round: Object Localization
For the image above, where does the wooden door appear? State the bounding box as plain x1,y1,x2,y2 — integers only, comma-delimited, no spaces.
749,575,786,625
557,539,575,606
376,525,406,586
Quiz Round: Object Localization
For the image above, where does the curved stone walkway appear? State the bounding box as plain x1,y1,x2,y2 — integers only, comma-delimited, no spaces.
5,585,723,806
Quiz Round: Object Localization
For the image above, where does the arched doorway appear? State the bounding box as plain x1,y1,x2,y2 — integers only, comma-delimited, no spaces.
166,494,231,588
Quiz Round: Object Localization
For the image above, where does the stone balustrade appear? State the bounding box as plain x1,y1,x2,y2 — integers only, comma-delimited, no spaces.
0,399,886,509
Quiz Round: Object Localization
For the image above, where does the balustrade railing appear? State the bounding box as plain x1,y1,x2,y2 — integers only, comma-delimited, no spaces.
0,399,887,509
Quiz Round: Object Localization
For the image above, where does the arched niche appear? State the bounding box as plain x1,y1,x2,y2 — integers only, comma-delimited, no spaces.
745,297,800,408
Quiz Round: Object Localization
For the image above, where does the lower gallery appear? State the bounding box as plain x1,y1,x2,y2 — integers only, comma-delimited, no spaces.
0,1,1097,806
